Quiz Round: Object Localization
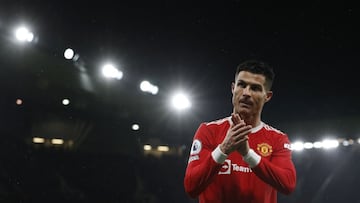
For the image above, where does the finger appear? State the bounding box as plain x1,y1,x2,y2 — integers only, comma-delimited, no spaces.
233,135,249,146
234,114,241,124
231,124,252,132
231,113,241,125
234,127,251,138
231,113,240,125
232,127,252,140
231,113,238,125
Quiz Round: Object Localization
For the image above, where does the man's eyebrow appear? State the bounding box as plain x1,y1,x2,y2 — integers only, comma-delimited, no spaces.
237,79,262,87
236,79,250,83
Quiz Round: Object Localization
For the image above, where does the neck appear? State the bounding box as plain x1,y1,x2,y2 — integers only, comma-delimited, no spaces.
239,113,261,128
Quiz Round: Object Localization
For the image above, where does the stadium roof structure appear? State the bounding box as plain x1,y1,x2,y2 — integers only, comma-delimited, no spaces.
0,2,359,154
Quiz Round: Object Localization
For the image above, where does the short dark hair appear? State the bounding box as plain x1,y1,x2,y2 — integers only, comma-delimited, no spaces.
235,60,275,90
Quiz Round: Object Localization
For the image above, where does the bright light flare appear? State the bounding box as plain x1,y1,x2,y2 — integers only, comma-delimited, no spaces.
313,141,323,149
51,138,64,145
64,48,75,60
101,64,123,80
62,99,70,105
132,124,140,131
171,92,191,111
291,141,304,151
322,139,339,149
157,145,169,152
16,98,23,105
303,142,314,149
15,26,34,42
143,145,152,151
342,140,351,146
140,80,158,95
33,137,45,144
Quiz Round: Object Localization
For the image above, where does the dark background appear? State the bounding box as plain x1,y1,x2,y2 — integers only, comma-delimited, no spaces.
0,1,359,202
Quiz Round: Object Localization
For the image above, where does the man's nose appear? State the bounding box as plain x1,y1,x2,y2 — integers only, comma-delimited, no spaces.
243,86,251,95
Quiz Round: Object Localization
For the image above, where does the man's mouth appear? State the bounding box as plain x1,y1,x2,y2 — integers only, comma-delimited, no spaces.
239,100,252,107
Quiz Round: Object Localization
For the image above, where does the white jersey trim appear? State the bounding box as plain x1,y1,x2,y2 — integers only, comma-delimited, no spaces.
250,122,264,133
228,117,265,134
205,117,229,126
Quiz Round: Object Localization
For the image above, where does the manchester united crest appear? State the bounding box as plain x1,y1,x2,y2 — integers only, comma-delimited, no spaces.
257,143,273,157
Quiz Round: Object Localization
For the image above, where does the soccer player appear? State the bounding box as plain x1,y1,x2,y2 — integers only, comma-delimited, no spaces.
184,60,296,203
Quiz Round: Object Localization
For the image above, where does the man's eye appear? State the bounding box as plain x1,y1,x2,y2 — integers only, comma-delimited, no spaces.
237,82,246,88
251,86,262,92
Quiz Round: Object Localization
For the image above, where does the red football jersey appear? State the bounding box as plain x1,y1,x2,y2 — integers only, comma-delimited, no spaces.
184,117,296,203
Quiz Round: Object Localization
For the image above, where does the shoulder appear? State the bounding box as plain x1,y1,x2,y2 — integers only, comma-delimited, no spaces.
204,117,230,127
262,123,292,150
262,123,287,136
205,116,230,126
196,117,230,133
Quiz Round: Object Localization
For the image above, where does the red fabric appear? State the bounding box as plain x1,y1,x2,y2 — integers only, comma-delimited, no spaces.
184,117,296,203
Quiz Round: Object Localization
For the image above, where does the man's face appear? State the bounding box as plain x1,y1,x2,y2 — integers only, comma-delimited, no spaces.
231,71,272,119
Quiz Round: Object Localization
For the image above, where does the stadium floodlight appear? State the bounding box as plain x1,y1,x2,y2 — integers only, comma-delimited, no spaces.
348,139,355,145
132,124,140,131
313,141,323,149
303,142,314,149
143,145,152,151
14,26,34,42
51,138,64,145
291,141,304,151
16,98,23,105
342,139,351,146
101,63,123,80
140,80,159,95
171,91,191,111
62,98,70,105
157,145,169,152
33,137,45,144
64,48,75,60
322,139,339,149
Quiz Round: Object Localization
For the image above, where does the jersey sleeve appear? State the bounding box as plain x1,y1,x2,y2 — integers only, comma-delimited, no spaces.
183,123,223,198
251,134,297,195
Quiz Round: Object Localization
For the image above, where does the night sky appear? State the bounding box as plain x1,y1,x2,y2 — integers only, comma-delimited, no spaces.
1,1,359,145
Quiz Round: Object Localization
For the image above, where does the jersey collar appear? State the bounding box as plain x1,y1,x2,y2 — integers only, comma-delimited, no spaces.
251,122,264,133
227,117,264,133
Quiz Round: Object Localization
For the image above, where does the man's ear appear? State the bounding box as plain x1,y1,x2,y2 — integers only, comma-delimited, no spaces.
231,82,235,94
265,91,273,102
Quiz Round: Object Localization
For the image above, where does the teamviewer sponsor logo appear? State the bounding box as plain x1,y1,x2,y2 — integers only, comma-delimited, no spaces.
218,160,252,174
218,160,231,174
